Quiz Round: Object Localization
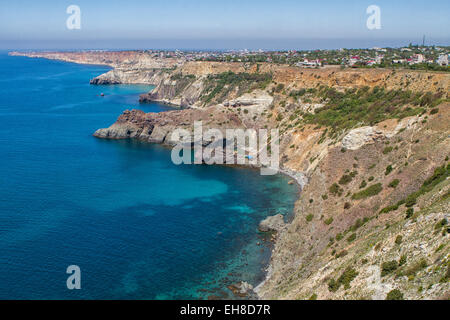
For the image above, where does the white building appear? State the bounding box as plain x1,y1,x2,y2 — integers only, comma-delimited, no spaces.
375,55,384,64
437,54,449,66
296,59,321,68
408,54,425,65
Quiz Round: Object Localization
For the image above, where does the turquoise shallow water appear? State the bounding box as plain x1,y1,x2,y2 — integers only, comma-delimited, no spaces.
0,53,298,299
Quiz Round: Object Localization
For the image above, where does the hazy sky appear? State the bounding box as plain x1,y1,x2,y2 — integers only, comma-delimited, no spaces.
1,0,449,50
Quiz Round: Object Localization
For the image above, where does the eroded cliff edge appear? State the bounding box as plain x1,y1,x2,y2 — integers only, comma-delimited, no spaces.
14,51,450,299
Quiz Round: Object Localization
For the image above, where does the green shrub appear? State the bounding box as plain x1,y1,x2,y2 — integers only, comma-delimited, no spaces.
350,219,364,231
430,108,439,115
306,214,314,222
328,278,339,292
347,233,357,242
388,179,400,188
328,267,359,292
385,165,393,175
399,255,407,266
386,289,404,300
380,204,399,214
329,183,343,196
383,146,394,154
352,183,383,200
405,194,417,207
381,260,398,276
309,293,318,300
337,267,359,290
289,89,307,99
324,217,334,225
359,180,367,189
434,218,448,230
339,174,353,185
406,208,414,219
395,235,403,245
274,83,285,93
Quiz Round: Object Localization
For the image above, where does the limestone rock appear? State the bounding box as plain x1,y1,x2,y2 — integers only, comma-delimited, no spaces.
259,214,286,233
342,126,376,150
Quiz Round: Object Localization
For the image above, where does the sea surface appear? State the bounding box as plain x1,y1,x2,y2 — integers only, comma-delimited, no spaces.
0,52,298,299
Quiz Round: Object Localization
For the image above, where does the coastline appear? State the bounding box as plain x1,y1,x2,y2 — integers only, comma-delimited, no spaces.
99,135,304,299
10,51,449,300
8,51,115,68
10,52,303,299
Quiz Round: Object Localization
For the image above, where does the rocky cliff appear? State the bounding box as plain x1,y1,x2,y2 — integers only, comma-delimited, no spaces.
139,64,449,108
13,51,450,300
92,60,450,300
257,106,450,300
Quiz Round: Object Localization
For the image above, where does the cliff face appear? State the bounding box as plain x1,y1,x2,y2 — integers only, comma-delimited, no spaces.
139,64,448,108
9,51,180,69
10,51,180,85
257,106,450,300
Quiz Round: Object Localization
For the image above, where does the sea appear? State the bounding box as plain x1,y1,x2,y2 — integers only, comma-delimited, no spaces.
0,52,298,299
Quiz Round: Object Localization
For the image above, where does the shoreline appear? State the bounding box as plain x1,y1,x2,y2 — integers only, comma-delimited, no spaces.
12,52,304,299
94,128,305,300
97,136,303,299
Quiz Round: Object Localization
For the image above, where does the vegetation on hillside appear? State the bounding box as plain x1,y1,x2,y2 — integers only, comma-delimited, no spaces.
201,71,272,104
299,86,446,132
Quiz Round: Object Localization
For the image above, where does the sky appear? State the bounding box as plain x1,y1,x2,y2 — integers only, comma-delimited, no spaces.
1,0,449,50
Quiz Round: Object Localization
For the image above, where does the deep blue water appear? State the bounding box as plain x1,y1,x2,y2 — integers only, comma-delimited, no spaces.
0,53,298,300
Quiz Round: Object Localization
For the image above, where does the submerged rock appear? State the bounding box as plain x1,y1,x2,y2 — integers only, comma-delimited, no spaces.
227,281,255,298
